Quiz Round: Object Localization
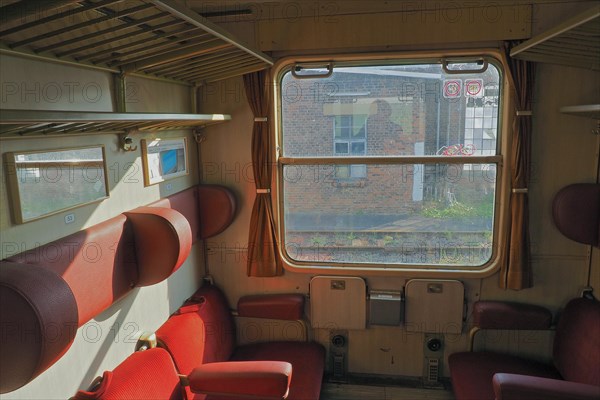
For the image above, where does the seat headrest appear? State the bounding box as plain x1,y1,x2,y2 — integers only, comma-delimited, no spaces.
0,262,78,394
149,185,237,241
125,207,192,286
197,185,236,239
552,183,600,248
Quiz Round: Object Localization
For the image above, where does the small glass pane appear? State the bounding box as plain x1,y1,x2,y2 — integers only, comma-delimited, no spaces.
335,142,349,154
350,164,367,178
351,142,366,154
335,165,350,178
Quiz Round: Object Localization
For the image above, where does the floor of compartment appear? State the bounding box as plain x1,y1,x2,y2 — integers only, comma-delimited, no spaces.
320,383,455,400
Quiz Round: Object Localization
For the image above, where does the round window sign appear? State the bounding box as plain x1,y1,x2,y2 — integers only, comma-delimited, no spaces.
465,79,484,98
443,79,462,98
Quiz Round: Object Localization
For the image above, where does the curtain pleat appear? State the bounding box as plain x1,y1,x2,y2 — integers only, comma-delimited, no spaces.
244,71,283,277
500,43,535,289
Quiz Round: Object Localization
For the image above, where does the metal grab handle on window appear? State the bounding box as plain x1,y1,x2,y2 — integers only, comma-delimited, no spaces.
291,62,333,79
442,58,488,74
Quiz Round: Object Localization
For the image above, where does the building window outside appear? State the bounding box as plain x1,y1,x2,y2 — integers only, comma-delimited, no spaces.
464,84,499,157
334,114,367,178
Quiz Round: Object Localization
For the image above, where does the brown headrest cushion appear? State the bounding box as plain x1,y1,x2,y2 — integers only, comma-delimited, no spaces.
125,207,192,286
0,262,78,394
552,183,600,247
197,185,236,239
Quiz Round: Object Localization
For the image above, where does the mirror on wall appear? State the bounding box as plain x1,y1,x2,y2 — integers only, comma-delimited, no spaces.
4,146,109,224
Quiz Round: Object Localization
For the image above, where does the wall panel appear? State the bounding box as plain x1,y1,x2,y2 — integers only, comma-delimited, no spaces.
0,56,202,399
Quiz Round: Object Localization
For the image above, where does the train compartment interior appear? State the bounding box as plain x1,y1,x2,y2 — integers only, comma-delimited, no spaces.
0,1,599,399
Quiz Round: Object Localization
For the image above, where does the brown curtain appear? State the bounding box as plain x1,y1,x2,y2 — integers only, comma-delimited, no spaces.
244,70,283,277
499,42,535,289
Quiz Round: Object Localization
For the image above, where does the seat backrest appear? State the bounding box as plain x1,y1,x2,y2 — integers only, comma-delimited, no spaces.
73,348,183,400
2,208,191,394
553,298,600,386
157,285,236,375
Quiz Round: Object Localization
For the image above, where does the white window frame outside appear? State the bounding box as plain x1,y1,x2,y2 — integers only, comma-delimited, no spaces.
333,114,367,179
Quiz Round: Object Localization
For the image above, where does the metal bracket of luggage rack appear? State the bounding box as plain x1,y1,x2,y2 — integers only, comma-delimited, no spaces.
510,5,600,71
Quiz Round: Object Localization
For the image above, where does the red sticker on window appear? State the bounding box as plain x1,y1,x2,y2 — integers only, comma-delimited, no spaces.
465,79,484,98
443,79,462,98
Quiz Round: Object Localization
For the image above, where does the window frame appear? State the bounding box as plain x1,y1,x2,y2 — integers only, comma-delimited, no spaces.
272,50,512,277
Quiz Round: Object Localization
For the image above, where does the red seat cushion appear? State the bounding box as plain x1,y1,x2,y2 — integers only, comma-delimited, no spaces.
448,352,562,400
231,341,325,400
74,348,183,400
158,286,325,400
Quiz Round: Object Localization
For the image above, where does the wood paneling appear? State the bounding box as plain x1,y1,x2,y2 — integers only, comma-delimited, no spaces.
257,5,531,52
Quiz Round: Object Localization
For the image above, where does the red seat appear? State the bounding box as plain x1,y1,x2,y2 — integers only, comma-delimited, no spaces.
449,183,600,400
449,352,562,400
73,347,293,400
232,342,325,400
156,285,325,400
74,348,184,400
449,298,600,400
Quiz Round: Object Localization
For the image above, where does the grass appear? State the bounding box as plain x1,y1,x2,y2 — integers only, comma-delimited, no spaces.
422,199,494,219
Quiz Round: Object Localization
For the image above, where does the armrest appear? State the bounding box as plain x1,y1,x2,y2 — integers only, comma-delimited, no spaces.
238,294,305,320
493,373,600,400
188,361,292,399
473,301,552,330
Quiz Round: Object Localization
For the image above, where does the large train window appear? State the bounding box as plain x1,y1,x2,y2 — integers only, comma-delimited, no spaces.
276,56,505,273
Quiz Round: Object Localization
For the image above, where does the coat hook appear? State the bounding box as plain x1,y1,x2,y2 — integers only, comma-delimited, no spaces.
120,132,138,152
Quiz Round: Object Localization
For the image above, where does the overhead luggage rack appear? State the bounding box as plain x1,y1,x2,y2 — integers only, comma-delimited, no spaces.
0,109,231,136
559,104,600,120
0,0,273,84
510,5,600,71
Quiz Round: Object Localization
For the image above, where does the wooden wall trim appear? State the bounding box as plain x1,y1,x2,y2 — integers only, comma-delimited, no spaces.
257,5,531,52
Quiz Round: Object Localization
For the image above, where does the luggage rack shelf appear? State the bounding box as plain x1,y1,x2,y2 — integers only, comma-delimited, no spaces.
510,5,599,71
0,0,273,84
0,109,231,136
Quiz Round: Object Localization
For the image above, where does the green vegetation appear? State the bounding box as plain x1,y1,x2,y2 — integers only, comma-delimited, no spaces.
422,201,474,219
383,235,395,246
422,199,493,219
311,235,326,246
